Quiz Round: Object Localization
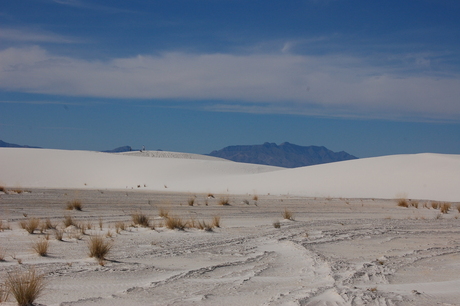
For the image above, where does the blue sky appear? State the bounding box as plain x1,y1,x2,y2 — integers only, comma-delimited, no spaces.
1,0,460,158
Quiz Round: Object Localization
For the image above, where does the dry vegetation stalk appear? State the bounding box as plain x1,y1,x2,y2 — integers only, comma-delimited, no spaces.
88,235,112,260
218,196,230,206
22,218,41,234
397,199,409,208
165,216,186,230
212,216,221,228
32,238,49,256
132,212,150,227
5,268,46,306
282,208,294,220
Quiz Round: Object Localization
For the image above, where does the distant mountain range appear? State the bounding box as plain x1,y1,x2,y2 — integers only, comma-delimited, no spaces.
0,140,41,148
208,142,358,168
1,140,357,168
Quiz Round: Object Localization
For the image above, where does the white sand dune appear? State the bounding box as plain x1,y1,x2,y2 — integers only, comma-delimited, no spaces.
1,148,459,201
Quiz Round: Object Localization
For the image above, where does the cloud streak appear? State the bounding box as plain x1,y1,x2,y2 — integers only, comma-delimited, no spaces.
1,46,459,121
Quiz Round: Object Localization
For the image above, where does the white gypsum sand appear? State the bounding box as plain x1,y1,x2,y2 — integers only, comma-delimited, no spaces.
1,148,460,201
0,148,460,305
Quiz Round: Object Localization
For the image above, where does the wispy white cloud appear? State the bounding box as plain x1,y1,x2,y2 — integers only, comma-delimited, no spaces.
1,46,459,121
0,28,78,44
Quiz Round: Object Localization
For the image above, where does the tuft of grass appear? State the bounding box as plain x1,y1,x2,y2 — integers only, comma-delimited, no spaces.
132,212,150,227
218,196,230,206
32,238,49,256
253,195,259,201
410,200,419,208
54,229,64,241
0,186,6,193
457,203,460,213
22,218,41,234
282,209,294,220
196,220,213,231
66,200,82,211
397,199,409,208
43,218,57,230
63,215,74,228
273,221,281,228
88,235,112,261
187,197,195,206
440,202,451,214
165,216,186,230
431,202,439,209
0,282,9,303
98,217,103,230
158,208,169,218
212,216,221,228
5,268,46,306
115,222,126,234
0,248,5,261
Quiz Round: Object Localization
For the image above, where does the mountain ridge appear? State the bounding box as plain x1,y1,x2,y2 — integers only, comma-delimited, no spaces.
208,142,357,168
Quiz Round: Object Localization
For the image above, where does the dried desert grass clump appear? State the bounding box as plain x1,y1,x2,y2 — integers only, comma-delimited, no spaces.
273,221,281,228
218,196,230,206
20,218,41,234
88,235,112,262
187,197,196,206
5,268,47,306
165,216,186,230
0,282,9,303
66,199,83,211
63,215,75,228
440,202,451,214
158,208,170,218
32,238,49,256
282,209,294,220
397,199,409,208
131,212,150,227
212,216,221,228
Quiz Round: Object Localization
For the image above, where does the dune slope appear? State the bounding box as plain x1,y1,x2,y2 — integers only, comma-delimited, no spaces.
1,148,459,201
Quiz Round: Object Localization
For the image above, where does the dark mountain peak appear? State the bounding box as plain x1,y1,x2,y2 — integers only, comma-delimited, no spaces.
208,142,357,168
0,140,40,148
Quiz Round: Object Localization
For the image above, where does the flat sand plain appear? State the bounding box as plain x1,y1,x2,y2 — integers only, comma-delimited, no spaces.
1,189,460,305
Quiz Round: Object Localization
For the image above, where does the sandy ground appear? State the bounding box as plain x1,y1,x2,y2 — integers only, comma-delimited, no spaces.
2,189,460,306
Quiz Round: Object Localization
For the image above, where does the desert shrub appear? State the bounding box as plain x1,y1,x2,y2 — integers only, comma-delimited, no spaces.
165,216,185,230
22,218,40,234
207,193,215,198
5,268,46,306
187,197,195,206
282,209,294,220
88,235,112,261
253,195,259,201
115,222,126,233
440,202,451,214
66,200,82,211
197,220,213,231
457,204,460,213
43,218,57,230
158,208,169,218
0,186,5,193
63,215,74,227
410,200,419,208
0,282,9,303
218,196,230,206
32,238,49,256
54,229,64,241
10,188,23,194
273,221,281,228
397,199,409,208
132,212,150,227
431,202,439,209
212,216,221,228
0,248,5,261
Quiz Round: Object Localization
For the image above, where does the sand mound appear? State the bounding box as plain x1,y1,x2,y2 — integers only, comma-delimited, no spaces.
1,148,459,201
